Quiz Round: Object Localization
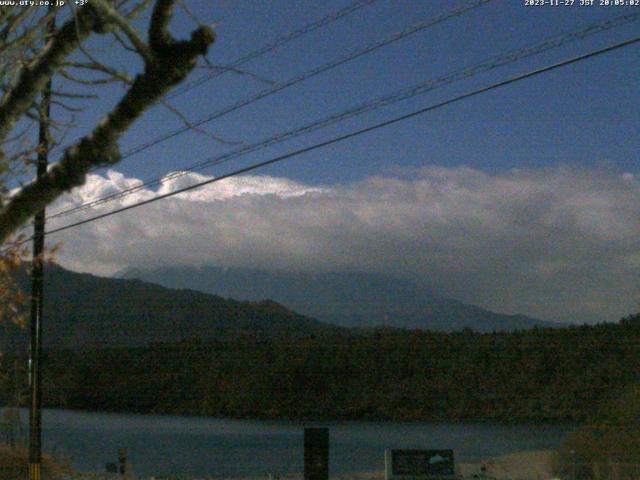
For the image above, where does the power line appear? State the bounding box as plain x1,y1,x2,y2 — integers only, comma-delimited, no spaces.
42,11,640,222
94,0,494,163
168,0,381,99
38,0,494,222
28,36,639,242
46,0,380,157
9,0,495,242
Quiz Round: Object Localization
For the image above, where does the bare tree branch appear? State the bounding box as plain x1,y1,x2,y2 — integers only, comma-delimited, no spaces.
0,7,33,42
51,90,99,99
51,100,85,113
59,68,128,86
91,0,152,61
149,0,176,51
0,9,54,55
0,5,109,152
64,61,135,85
126,0,155,19
111,29,141,55
0,0,215,243
160,98,242,146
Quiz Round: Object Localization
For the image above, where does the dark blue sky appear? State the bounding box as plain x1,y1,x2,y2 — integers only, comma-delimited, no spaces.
35,1,640,324
56,0,639,188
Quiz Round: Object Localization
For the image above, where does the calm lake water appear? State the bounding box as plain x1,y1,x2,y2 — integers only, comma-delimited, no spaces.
26,409,574,478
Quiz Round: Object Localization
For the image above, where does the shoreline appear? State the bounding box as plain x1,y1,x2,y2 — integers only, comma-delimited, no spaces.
60,449,556,480
33,406,579,427
458,449,554,479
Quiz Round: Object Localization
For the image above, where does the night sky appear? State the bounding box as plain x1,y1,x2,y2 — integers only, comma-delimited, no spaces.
34,0,640,324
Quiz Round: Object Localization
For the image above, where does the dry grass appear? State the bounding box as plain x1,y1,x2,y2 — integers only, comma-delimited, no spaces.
459,449,553,480
0,444,75,480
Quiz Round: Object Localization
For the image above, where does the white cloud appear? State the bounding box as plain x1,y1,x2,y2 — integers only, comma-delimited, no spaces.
46,165,640,325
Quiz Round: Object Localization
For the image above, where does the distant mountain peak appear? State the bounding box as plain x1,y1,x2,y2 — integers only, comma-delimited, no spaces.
119,264,557,332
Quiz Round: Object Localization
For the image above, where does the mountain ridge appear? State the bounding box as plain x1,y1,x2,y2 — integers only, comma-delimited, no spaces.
118,265,558,332
4,263,344,351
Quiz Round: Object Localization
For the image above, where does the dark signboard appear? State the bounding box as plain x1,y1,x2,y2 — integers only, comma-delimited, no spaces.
390,449,455,476
304,427,329,480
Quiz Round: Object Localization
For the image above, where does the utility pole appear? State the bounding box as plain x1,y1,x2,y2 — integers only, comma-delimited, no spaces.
28,7,55,480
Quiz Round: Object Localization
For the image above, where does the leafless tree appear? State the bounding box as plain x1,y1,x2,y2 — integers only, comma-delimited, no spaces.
0,0,215,245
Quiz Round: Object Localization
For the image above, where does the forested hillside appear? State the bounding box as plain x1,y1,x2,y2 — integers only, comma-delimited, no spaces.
3,264,343,350
2,314,635,423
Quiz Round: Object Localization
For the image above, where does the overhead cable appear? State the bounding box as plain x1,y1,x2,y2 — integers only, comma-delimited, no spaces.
168,0,382,99
48,0,382,154
102,0,494,162
27,36,638,243
43,11,640,222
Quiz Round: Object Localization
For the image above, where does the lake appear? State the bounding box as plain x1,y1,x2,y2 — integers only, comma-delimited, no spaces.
24,409,574,478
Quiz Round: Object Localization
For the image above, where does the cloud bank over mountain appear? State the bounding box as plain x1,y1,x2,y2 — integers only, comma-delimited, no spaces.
46,165,640,324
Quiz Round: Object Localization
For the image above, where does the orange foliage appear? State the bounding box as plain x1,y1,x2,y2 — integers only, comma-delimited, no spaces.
0,444,74,479
0,238,28,329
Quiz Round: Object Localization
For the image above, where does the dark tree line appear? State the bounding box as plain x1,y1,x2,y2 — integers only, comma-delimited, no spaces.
2,314,639,422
